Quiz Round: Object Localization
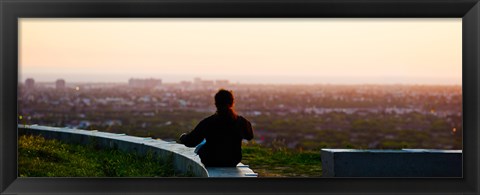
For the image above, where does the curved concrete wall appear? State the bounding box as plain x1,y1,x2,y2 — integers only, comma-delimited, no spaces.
19,124,210,177
19,124,257,177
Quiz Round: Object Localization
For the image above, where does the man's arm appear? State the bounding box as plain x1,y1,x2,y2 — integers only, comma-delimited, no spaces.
243,118,254,141
179,120,206,147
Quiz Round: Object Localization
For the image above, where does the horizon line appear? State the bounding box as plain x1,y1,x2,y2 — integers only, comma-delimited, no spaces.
19,81,462,87
19,75,462,86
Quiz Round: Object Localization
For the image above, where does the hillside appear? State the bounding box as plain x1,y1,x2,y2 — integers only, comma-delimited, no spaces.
18,135,188,177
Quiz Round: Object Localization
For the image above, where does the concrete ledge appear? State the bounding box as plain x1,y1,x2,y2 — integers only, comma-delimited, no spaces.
19,124,257,177
207,163,258,177
321,149,462,177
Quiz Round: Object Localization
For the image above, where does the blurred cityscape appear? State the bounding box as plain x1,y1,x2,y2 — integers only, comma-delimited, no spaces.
18,77,462,150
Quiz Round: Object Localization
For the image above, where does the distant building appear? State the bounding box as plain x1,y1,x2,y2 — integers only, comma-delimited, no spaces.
215,80,229,86
194,77,202,85
180,81,192,86
201,80,214,86
56,79,66,90
129,78,162,89
25,78,35,90
193,77,214,87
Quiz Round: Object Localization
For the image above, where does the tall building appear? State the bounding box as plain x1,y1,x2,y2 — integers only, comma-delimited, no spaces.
201,80,214,86
25,78,35,90
194,77,202,85
215,80,229,87
56,79,66,90
193,77,214,87
128,78,162,89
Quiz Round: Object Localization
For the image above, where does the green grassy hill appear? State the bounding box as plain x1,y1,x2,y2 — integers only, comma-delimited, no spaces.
19,134,323,177
18,135,187,177
242,143,322,177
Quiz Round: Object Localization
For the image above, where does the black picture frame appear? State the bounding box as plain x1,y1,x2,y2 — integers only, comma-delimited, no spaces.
1,0,479,194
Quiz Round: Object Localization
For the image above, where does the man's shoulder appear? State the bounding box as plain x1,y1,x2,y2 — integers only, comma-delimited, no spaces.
201,114,251,124
237,115,251,124
201,114,217,123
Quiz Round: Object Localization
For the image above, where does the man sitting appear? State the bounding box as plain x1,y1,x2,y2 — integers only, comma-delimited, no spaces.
179,89,254,167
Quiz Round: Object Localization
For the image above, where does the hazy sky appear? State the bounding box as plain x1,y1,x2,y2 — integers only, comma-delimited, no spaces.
19,18,461,84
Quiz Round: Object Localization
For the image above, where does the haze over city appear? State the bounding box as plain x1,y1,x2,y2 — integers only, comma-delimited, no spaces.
19,18,461,85
18,18,463,179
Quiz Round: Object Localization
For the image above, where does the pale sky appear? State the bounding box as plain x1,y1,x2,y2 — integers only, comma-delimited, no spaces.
19,18,461,84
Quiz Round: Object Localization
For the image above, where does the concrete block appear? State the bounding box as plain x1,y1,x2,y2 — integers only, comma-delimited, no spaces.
321,149,462,177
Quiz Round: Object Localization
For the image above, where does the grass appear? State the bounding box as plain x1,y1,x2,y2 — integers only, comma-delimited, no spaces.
19,134,322,177
18,134,188,177
241,143,322,177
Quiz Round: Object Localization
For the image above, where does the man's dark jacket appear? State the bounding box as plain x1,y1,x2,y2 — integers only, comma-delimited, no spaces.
179,114,254,167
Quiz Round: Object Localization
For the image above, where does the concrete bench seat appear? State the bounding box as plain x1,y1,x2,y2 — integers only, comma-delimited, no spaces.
207,163,258,177
18,124,257,177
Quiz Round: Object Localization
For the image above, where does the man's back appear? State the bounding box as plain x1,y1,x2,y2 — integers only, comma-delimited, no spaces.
180,114,254,167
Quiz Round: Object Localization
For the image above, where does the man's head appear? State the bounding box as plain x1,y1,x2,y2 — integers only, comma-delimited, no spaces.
215,89,234,109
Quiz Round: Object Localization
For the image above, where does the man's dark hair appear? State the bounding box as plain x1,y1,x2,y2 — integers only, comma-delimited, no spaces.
214,89,237,119
215,89,234,108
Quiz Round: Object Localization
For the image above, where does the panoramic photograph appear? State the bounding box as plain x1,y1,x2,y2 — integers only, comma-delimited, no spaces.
17,18,462,177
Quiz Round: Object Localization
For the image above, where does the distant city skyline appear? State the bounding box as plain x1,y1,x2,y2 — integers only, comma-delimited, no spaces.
20,18,461,85
20,74,460,85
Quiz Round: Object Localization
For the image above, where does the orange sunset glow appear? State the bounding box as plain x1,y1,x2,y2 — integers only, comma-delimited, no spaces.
19,18,461,84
